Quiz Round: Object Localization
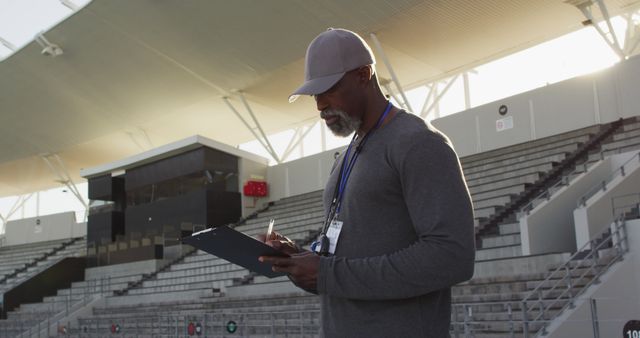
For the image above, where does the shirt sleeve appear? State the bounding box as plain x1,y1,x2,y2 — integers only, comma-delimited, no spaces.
317,133,476,300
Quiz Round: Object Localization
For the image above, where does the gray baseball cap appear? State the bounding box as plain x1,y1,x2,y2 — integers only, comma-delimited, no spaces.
289,28,375,103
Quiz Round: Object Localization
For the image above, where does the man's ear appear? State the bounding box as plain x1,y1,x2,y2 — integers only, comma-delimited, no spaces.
357,65,373,85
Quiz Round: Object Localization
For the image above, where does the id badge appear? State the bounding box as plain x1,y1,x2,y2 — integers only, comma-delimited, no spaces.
326,219,343,254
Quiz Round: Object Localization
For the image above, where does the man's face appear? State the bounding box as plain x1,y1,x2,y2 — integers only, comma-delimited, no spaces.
315,69,365,137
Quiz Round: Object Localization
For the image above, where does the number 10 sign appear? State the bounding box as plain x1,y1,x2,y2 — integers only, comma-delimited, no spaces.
625,320,640,338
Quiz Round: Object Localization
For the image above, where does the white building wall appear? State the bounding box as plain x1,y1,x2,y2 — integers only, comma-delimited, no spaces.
574,151,640,248
432,54,640,157
520,158,613,255
4,211,85,246
266,147,344,202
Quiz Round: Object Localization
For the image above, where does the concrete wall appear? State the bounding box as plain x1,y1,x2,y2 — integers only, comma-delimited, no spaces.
266,147,345,202
520,158,613,255
238,157,269,217
432,54,640,157
574,151,640,248
547,219,640,338
4,211,86,246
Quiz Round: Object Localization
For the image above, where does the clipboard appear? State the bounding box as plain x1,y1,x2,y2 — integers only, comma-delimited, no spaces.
182,225,289,278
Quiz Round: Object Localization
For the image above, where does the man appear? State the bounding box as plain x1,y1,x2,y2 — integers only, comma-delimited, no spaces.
259,28,475,337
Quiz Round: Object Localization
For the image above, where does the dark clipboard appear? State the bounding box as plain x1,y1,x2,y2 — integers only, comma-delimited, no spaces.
182,225,289,278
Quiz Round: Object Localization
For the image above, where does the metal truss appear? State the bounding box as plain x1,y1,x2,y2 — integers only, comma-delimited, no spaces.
566,0,626,59
0,193,35,233
0,35,16,51
41,153,88,219
224,93,281,163
420,75,459,119
622,9,640,57
281,122,318,162
369,33,414,113
59,0,79,11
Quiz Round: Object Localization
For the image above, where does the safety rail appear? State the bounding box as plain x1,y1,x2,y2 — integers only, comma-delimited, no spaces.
577,151,640,207
519,159,595,217
6,277,112,338
477,118,624,237
451,216,628,337
520,215,627,337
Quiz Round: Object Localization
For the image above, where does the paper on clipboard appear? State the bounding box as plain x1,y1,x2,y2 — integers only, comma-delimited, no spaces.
182,225,289,278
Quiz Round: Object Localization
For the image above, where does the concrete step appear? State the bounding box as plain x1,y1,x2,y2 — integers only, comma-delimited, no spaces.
473,195,513,210
498,222,520,235
463,145,575,174
462,138,584,170
481,234,521,248
251,200,324,219
474,206,502,219
613,127,640,141
460,126,596,164
476,245,522,261
469,173,542,195
471,184,527,202
621,121,640,132
242,209,325,229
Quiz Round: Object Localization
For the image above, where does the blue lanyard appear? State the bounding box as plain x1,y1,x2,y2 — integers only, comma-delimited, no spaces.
333,101,393,214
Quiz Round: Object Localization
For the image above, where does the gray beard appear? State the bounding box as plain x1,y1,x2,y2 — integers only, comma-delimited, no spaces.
321,109,362,137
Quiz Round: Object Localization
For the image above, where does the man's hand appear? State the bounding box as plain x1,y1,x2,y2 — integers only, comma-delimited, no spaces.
259,251,320,293
256,231,301,256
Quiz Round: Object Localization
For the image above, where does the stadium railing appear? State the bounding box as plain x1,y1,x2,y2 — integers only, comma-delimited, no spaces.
450,215,629,337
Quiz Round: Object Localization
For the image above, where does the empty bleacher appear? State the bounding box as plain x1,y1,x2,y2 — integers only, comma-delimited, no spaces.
110,191,324,299
3,118,640,338
0,237,84,289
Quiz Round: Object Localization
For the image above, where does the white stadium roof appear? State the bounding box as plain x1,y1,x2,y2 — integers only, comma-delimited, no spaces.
1,0,639,197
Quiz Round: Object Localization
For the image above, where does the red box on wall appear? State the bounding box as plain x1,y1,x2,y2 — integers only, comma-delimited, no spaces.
243,181,268,197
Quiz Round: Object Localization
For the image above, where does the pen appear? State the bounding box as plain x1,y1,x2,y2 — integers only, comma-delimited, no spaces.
266,219,275,240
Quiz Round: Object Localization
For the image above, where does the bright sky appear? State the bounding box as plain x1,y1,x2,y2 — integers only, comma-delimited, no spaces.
0,4,633,230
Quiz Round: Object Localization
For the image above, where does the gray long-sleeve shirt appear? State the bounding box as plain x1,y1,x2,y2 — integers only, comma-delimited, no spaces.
317,111,476,337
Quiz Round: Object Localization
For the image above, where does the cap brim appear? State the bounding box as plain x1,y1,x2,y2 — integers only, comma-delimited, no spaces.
288,72,345,103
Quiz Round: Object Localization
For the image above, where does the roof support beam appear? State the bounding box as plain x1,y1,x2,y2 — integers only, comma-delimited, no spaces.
238,92,281,163
419,84,436,118
0,36,16,51
380,80,403,106
369,33,414,113
223,96,281,163
41,154,88,220
0,193,35,233
282,122,317,162
623,11,640,56
238,95,281,163
595,0,623,54
59,0,79,11
320,120,327,152
223,97,272,157
282,127,302,162
420,75,459,119
463,72,471,110
567,0,626,59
